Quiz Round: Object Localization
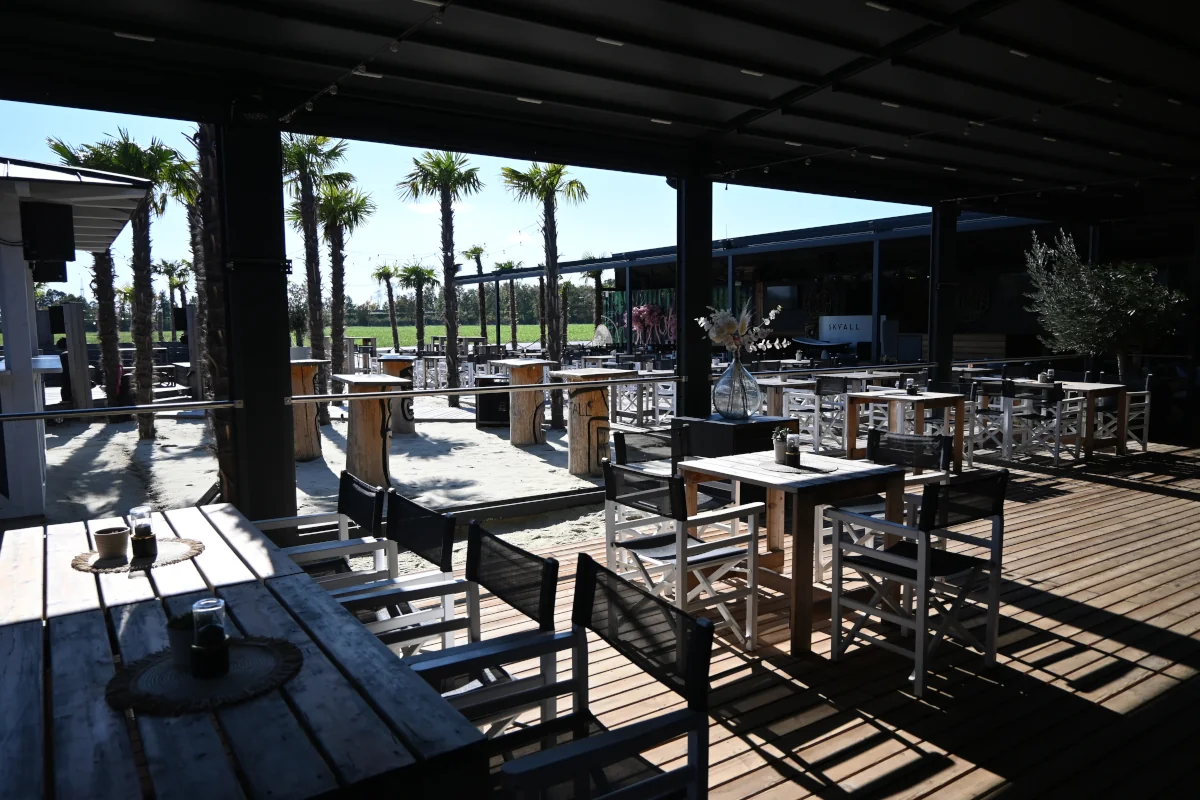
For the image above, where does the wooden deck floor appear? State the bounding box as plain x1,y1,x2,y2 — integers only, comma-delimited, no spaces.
462,443,1200,797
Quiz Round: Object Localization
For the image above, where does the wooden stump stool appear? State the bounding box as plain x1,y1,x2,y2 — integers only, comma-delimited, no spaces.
551,368,636,475
290,359,329,462
492,359,557,447
332,373,411,487
378,355,418,435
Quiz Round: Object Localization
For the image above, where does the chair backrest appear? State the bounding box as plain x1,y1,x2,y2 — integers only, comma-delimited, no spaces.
758,360,782,372
602,461,687,521
612,427,688,474
385,490,455,573
466,522,559,631
917,469,1009,532
337,471,385,535
573,554,713,713
866,430,952,472
815,376,848,396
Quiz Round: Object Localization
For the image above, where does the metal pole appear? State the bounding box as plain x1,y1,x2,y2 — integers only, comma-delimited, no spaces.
0,399,239,424
625,266,634,354
494,277,501,347
292,375,684,404
727,254,735,313
871,239,881,362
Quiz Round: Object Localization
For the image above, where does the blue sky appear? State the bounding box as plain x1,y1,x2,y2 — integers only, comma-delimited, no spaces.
1,99,922,306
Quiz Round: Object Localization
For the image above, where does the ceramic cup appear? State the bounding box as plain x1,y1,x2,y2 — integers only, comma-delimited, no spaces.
93,526,130,560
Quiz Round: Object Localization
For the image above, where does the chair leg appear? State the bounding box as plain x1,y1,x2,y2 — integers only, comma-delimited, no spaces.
830,520,843,662
913,581,928,697
985,563,1001,667
747,515,759,651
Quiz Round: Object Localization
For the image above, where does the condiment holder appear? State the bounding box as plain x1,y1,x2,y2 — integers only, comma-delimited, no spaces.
130,505,158,560
191,598,230,679
93,526,130,560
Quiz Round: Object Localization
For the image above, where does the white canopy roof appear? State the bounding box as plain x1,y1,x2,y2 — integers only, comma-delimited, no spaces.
0,157,151,253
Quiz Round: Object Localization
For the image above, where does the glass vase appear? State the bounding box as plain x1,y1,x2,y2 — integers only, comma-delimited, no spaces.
712,354,762,420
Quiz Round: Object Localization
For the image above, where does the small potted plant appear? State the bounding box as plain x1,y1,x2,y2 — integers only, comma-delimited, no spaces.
166,612,194,668
772,426,790,464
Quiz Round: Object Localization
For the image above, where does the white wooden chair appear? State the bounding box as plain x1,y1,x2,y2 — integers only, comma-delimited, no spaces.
829,469,1009,697
603,461,763,650
1011,383,1084,466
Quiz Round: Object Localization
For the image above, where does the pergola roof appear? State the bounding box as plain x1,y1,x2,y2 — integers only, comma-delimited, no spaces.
0,157,150,253
2,1,1197,220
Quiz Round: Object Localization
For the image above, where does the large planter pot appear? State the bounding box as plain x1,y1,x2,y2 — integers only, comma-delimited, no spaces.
712,355,762,420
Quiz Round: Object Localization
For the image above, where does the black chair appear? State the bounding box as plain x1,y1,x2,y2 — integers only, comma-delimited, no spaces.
334,491,463,654
829,469,1009,696
258,470,388,581
494,554,713,799
611,427,688,476
404,523,562,736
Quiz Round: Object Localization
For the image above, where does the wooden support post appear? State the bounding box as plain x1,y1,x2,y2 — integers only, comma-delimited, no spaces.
62,302,92,409
552,368,635,475
379,356,417,435
290,359,326,462
498,359,556,446
185,304,200,399
333,373,410,487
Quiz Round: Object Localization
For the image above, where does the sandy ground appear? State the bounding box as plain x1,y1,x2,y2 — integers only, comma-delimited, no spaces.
41,397,608,557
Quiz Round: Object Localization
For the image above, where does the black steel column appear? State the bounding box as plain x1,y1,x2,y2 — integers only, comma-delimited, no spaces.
218,123,296,520
676,176,713,417
871,240,881,363
1087,224,1101,264
927,202,958,383
494,278,501,347
727,254,735,313
625,266,634,353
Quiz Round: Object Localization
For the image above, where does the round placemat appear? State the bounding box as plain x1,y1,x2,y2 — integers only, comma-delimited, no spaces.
106,637,302,716
72,537,204,574
760,461,838,475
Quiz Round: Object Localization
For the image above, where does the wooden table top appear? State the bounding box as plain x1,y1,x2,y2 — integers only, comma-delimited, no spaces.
0,504,483,799
679,450,903,492
331,373,412,387
1011,378,1125,392
756,376,816,388
289,358,330,366
826,370,903,381
550,367,638,380
490,358,558,368
378,354,418,361
847,389,964,402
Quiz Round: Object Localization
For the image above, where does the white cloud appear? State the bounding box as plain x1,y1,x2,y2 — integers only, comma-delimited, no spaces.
406,201,472,215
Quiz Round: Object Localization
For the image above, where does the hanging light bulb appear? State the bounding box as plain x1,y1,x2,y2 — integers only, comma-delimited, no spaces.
304,100,313,111
389,41,399,52
805,158,812,166
328,84,339,95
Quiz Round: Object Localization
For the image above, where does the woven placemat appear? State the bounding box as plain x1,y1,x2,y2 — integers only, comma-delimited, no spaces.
106,637,302,716
72,537,204,574
759,460,839,475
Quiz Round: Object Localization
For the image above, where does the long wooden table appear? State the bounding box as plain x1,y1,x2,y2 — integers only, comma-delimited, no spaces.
1016,379,1128,459
678,452,905,655
755,375,815,416
0,504,484,798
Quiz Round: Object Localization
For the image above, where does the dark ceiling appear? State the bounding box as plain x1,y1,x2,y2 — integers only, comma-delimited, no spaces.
3,0,1198,220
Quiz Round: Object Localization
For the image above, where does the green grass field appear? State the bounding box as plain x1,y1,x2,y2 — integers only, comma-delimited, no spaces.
60,324,598,346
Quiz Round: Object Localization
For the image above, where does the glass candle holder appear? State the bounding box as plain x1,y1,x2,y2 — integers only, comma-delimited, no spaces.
191,598,229,679
129,506,157,559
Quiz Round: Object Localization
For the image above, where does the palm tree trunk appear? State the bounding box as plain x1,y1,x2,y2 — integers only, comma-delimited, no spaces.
91,250,121,408
187,201,209,398
538,277,546,349
168,286,177,342
440,186,461,407
561,285,569,353
593,274,603,329
197,122,236,504
507,280,517,348
329,224,346,394
476,258,488,344
300,170,330,425
543,195,563,427
157,293,166,343
387,281,401,350
130,202,156,439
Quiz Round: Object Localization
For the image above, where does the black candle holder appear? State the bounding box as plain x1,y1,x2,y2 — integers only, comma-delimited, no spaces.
131,534,158,559
191,625,230,679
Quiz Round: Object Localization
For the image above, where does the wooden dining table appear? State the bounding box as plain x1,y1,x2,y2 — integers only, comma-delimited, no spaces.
0,504,485,799
1010,379,1128,459
756,375,816,416
844,389,967,472
677,452,905,655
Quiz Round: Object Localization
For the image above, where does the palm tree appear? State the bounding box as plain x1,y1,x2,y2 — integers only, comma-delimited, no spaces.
371,265,401,350
500,163,588,427
462,244,487,344
394,263,440,353
50,129,192,439
538,276,546,349
116,284,134,332
495,260,522,349
89,250,121,407
397,152,483,407
153,259,189,341
313,182,375,389
282,133,351,425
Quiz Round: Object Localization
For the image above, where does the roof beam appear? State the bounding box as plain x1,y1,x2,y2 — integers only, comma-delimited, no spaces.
714,0,1016,135
1054,0,1200,61
656,0,882,57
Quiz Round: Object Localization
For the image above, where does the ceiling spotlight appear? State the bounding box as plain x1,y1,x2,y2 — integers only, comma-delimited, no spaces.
596,36,625,46
1096,76,1113,84
943,166,957,171
805,158,812,166
412,0,445,5
963,127,970,136
1109,151,1122,156
1032,109,1041,122
870,154,886,160
517,96,543,104
850,149,858,157
1134,180,1140,187
114,31,156,42
903,137,911,147
784,141,803,147
865,1,891,10
353,66,383,78
1043,136,1057,142
1162,161,1173,167
434,8,445,24
763,166,770,173
389,41,399,52
1113,94,1123,108
881,101,901,108
1036,191,1042,197
740,69,764,77
328,84,338,95
1009,48,1029,58
1012,177,1024,182
1081,185,1088,192
304,100,314,111
650,118,672,125
969,120,985,127
1167,97,1183,106
993,196,999,202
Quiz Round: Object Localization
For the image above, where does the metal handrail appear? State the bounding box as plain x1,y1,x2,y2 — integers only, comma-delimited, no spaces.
0,399,239,424
288,375,684,405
